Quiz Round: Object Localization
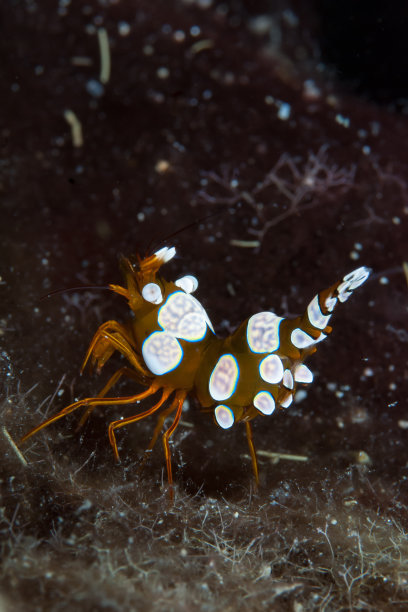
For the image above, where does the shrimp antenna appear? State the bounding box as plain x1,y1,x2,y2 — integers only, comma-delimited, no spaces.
146,210,225,256
40,286,112,301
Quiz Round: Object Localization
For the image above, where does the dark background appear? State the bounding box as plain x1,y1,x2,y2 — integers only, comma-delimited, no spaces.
1,1,407,609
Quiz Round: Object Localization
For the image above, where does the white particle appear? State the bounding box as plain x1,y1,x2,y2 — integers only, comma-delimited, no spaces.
157,66,170,79
303,79,321,101
190,25,201,36
335,114,350,128
379,276,389,285
173,30,186,42
294,389,308,403
277,102,291,121
118,21,131,36
86,79,104,98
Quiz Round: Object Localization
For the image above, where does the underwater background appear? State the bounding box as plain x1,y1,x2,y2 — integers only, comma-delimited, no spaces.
1,1,407,609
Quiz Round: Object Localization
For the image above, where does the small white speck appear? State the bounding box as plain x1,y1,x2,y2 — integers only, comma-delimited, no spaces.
303,79,321,101
118,21,131,36
157,66,170,79
392,216,401,225
265,95,274,105
389,382,397,391
155,159,170,174
143,44,154,56
335,114,350,128
354,242,363,250
349,251,359,260
363,367,374,377
277,102,291,120
190,25,201,37
137,212,145,222
398,420,408,429
197,0,213,8
86,79,104,98
362,145,371,155
278,102,292,121
173,30,186,42
379,276,389,285
294,389,308,403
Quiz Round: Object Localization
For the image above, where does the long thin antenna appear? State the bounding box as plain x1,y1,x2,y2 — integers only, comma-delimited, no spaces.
146,210,224,255
40,285,112,301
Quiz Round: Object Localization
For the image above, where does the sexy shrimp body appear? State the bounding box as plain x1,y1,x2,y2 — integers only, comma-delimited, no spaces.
20,246,371,497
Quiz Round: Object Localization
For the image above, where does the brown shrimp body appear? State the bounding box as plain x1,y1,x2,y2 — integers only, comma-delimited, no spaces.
20,246,371,497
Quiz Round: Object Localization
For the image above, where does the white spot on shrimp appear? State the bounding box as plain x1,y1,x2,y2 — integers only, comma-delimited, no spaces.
291,328,316,349
209,354,239,401
280,394,293,408
214,405,234,429
307,295,331,330
259,354,284,384
142,331,183,375
294,363,314,383
283,369,294,389
254,391,275,415
158,291,214,340
247,312,283,353
142,282,163,305
175,275,198,293
325,296,337,312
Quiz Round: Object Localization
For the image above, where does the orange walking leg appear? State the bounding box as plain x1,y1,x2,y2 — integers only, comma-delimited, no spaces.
162,390,186,500
76,366,143,430
20,384,160,445
245,421,259,489
138,400,177,471
107,388,173,461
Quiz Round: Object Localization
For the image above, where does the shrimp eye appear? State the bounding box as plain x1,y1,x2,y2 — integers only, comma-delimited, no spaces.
175,275,198,293
142,282,163,304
